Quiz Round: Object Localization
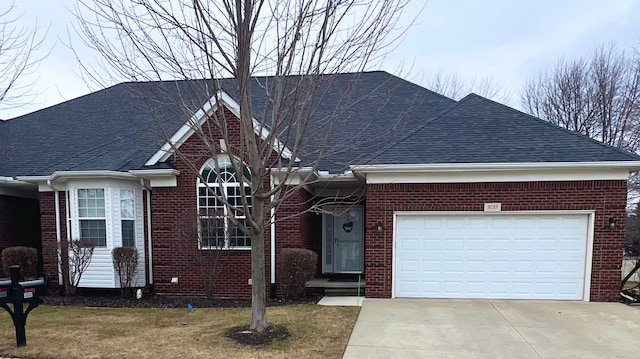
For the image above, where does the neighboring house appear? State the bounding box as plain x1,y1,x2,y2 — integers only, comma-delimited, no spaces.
0,71,638,301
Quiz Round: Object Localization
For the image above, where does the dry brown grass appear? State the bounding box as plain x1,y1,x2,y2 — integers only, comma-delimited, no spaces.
0,304,359,359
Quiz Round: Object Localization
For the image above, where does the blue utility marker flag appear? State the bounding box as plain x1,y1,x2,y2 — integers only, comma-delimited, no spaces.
187,303,193,310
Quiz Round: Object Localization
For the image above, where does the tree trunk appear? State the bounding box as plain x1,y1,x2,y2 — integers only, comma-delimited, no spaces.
250,200,267,332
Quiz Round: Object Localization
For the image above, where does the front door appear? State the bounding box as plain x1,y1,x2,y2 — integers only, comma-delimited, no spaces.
322,206,364,273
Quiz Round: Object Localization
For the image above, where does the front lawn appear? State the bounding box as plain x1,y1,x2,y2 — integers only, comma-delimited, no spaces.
0,304,359,359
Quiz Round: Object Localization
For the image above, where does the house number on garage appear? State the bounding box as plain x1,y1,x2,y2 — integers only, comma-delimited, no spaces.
484,203,501,212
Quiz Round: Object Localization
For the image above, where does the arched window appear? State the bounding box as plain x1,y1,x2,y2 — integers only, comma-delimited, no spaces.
197,155,252,249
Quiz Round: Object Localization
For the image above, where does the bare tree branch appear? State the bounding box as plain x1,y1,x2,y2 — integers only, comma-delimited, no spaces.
74,0,411,332
0,2,48,113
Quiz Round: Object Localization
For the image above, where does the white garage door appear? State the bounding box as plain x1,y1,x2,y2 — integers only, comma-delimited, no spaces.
394,213,589,300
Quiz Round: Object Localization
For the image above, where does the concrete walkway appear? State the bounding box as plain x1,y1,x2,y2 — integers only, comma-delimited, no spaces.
343,299,640,359
318,296,364,307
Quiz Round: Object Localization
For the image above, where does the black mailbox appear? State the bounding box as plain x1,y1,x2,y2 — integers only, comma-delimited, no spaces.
0,265,47,347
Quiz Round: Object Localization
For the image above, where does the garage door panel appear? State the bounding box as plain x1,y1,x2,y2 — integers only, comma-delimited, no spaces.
422,218,443,229
395,214,588,300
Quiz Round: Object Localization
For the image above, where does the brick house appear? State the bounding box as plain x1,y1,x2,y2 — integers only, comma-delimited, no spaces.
0,71,638,301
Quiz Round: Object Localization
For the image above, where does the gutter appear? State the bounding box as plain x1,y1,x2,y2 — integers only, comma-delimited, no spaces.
16,169,180,183
269,174,276,298
140,179,154,286
350,161,640,173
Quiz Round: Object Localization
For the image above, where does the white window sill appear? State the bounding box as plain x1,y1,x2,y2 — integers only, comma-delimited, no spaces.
199,247,252,251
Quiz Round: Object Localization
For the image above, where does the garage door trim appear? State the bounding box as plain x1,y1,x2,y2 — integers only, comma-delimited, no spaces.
392,210,595,301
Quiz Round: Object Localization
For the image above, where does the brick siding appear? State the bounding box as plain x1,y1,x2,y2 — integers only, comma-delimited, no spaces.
364,180,627,302
39,191,67,288
151,108,312,297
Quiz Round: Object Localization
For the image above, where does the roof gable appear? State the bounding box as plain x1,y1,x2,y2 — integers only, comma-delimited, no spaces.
144,90,296,166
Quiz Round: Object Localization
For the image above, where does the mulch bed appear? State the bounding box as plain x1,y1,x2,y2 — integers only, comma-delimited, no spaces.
225,324,291,347
42,291,322,309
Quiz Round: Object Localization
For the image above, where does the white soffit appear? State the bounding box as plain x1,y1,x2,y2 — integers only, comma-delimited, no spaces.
144,90,298,166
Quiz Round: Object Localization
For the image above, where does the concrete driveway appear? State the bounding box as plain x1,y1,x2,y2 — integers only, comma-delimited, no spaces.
343,299,640,359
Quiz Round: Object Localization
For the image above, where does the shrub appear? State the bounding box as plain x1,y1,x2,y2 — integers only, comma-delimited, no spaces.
112,246,139,297
1,246,38,280
51,239,95,295
278,248,317,300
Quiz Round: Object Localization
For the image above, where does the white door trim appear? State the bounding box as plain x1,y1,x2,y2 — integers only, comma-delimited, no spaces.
391,210,595,301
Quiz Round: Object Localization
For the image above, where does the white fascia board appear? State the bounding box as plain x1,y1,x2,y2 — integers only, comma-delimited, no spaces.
271,167,317,186
350,162,640,184
128,169,180,177
271,167,359,185
14,175,50,182
17,171,136,183
18,171,137,192
144,90,298,166
17,169,180,191
129,169,180,187
216,92,299,162
350,161,640,173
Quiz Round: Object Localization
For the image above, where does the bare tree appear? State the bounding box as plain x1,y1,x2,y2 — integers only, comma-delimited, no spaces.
74,0,410,332
112,247,139,298
427,71,506,102
521,44,640,153
0,2,46,112
55,239,95,296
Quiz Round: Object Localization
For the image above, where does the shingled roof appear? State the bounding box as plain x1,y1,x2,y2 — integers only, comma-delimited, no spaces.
0,71,637,178
368,94,640,165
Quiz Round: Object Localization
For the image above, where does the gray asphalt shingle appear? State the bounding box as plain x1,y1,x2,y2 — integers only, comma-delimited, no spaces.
369,94,639,164
0,72,636,178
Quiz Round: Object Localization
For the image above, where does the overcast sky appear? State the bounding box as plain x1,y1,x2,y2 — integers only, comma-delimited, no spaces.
3,0,640,119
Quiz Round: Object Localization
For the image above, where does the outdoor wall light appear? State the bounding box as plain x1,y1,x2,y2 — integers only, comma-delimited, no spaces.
608,217,617,230
376,221,383,232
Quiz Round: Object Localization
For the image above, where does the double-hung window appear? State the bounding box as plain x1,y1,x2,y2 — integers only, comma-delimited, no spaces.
77,188,107,247
120,189,135,247
197,156,252,249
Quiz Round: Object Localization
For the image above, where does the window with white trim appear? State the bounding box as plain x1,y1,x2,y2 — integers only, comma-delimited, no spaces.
197,156,252,249
78,188,107,247
120,189,135,247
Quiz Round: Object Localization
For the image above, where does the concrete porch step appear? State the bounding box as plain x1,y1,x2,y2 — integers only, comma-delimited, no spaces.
305,278,366,289
325,288,364,296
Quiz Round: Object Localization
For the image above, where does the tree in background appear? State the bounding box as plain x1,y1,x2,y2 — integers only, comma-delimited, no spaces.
521,44,640,153
0,2,46,112
427,71,507,102
74,0,411,332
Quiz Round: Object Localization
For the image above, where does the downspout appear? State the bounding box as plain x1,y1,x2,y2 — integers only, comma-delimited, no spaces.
141,179,154,286
65,191,71,242
270,174,276,298
47,180,63,284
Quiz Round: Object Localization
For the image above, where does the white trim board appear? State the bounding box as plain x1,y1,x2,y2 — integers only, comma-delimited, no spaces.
351,162,640,184
144,90,298,166
390,210,595,301
16,169,180,191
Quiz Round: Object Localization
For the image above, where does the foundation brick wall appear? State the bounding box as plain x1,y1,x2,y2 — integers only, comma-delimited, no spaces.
364,180,627,302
